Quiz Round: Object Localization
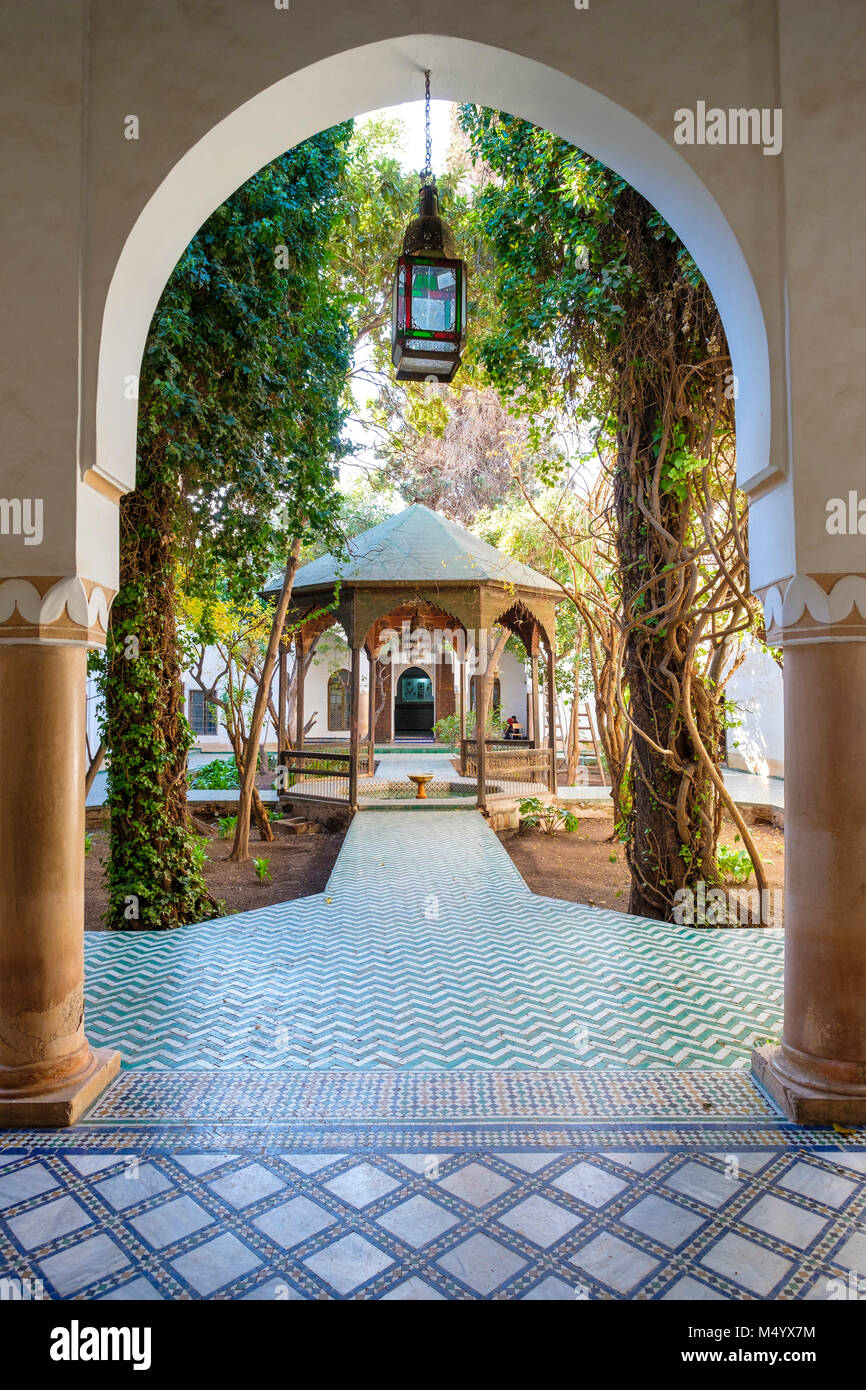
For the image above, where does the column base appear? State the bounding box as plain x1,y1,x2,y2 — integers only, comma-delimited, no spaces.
0,1048,121,1129
752,1044,866,1126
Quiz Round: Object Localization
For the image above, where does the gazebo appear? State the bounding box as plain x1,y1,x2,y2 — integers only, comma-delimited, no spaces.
266,504,561,811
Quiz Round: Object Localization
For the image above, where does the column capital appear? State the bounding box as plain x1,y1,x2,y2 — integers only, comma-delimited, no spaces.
759,572,866,645
0,576,114,647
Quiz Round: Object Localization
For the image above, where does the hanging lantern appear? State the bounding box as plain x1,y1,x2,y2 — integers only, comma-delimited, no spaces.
391,72,468,385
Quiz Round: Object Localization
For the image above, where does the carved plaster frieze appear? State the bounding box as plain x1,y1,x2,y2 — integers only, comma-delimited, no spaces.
0,577,114,646
761,574,866,644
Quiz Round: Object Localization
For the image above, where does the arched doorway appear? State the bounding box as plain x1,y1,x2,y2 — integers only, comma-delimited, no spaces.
394,666,434,738
94,36,771,502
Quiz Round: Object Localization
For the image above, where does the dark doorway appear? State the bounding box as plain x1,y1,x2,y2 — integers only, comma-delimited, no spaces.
394,666,434,736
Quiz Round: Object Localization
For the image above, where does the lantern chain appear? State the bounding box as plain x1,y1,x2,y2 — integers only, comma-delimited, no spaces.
423,69,432,183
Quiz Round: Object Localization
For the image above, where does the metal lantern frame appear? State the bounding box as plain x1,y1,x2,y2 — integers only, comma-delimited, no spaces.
391,251,468,384
390,69,468,385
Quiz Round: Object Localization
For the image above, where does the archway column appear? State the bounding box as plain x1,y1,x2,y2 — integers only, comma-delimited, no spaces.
0,642,119,1126
752,605,866,1124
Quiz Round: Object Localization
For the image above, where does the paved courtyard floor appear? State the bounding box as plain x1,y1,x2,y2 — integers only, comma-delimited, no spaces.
2,805,862,1301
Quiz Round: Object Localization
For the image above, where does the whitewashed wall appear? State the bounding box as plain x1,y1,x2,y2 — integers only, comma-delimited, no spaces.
725,646,785,778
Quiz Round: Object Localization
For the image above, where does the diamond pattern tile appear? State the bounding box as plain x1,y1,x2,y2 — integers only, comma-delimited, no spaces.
438,1162,513,1208
303,1233,393,1295
699,1232,794,1296
570,1232,660,1294
437,1232,527,1295
0,1120,862,1300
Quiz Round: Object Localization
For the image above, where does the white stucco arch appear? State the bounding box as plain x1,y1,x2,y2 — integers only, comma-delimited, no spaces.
95,33,772,503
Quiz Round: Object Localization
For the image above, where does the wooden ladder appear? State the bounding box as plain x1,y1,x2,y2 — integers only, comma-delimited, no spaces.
556,698,608,785
576,699,608,785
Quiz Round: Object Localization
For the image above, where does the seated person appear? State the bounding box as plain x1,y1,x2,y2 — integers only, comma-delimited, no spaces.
503,715,521,740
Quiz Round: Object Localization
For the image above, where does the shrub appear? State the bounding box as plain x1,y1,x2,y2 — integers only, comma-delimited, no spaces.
518,797,579,835
192,757,240,790
717,841,753,884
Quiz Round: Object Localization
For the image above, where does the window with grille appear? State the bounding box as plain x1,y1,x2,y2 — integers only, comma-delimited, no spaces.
188,689,218,736
328,669,351,730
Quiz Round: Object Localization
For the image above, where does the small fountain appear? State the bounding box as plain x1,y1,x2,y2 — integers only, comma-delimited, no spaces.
407,772,435,800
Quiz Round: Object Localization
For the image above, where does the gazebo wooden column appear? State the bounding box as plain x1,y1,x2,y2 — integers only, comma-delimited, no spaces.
546,641,558,794
349,643,361,810
367,654,377,775
295,632,306,754
277,640,288,755
475,681,487,811
458,654,467,773
530,651,540,749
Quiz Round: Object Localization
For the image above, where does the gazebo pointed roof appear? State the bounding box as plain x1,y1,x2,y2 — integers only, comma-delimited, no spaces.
271,503,559,596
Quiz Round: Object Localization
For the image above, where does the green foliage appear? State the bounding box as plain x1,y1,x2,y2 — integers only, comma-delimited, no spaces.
189,836,209,873
432,706,502,744
717,842,753,884
217,815,238,839
253,857,272,884
84,832,94,858
518,797,579,835
193,758,240,790
105,127,354,928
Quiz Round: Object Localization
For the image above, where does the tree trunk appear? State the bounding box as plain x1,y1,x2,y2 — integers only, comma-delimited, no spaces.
612,415,719,921
103,471,217,929
85,740,105,797
230,536,303,861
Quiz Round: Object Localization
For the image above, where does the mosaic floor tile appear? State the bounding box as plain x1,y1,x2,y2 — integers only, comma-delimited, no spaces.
570,1232,659,1294
621,1194,706,1249
438,1161,513,1208
377,1195,460,1249
661,1275,726,1301
741,1193,828,1250
171,1232,262,1296
436,1232,527,1295
497,1194,582,1248
303,1233,393,1294
130,1195,214,1250
1,1119,863,1300
99,1276,164,1301
521,1275,581,1300
324,1162,400,1209
253,1196,335,1248
777,1160,857,1209
81,810,784,1071
38,1234,131,1297
699,1232,793,1296
0,1163,59,1209
553,1161,626,1208
174,1154,233,1177
829,1230,866,1272
380,1276,447,1301
207,1163,285,1210
664,1160,741,1209
7,1194,93,1250
95,1163,173,1212
6,805,865,1300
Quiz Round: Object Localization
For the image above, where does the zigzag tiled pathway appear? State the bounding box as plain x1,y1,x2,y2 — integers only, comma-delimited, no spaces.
83,809,783,1070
